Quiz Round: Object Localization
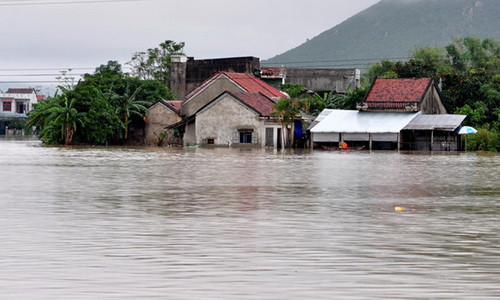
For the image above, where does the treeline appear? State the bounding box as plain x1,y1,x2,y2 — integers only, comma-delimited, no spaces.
28,41,183,145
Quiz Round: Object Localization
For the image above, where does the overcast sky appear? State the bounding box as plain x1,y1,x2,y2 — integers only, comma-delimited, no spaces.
0,0,379,89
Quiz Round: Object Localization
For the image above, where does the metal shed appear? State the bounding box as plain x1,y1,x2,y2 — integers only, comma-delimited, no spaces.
401,114,466,151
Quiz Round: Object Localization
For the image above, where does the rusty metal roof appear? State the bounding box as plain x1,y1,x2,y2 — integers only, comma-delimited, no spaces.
403,114,466,131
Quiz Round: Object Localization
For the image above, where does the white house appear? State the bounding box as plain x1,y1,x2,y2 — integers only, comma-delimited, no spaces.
0,88,39,115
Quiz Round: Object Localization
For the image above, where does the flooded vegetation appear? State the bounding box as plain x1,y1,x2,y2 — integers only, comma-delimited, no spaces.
0,140,499,299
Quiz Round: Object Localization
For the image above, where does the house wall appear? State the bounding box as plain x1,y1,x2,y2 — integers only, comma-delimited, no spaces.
195,95,264,146
181,77,246,117
285,68,360,93
421,86,447,114
184,120,196,146
0,92,37,113
144,103,182,146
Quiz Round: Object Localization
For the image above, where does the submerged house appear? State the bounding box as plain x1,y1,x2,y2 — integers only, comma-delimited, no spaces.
310,78,466,150
171,71,288,148
194,91,281,147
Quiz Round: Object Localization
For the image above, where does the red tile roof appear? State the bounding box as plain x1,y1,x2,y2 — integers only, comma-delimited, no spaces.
6,88,35,94
37,95,45,101
230,92,275,117
184,72,287,102
164,100,182,113
365,78,432,103
225,72,287,99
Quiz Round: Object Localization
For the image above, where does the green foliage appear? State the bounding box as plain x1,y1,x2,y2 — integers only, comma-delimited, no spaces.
29,60,175,145
128,40,185,85
327,86,371,110
464,128,500,152
367,60,398,82
27,93,86,145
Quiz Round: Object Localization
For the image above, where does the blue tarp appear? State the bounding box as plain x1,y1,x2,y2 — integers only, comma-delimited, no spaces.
294,120,303,138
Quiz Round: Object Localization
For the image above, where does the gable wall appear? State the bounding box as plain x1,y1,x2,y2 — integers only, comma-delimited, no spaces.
195,94,263,146
421,85,447,114
181,77,246,117
144,104,182,145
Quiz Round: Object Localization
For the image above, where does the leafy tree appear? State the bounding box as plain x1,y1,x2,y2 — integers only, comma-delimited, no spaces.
128,40,185,85
27,92,86,145
272,97,307,147
105,84,149,140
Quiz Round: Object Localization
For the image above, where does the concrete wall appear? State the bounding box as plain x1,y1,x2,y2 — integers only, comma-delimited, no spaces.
285,68,360,93
195,94,264,146
421,85,447,114
144,103,182,146
181,77,246,117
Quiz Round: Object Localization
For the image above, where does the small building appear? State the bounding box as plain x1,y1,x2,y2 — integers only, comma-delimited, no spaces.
194,92,281,147
357,78,447,114
401,114,467,151
310,78,466,151
310,109,419,150
144,100,183,146
0,88,39,135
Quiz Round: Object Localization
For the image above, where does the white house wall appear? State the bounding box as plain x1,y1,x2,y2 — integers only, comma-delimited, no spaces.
195,95,263,146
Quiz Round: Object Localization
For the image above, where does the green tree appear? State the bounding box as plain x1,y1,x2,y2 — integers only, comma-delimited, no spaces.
128,40,185,85
27,92,86,145
272,97,307,148
105,84,149,140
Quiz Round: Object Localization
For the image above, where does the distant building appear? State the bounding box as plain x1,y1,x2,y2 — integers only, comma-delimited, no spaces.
169,55,362,99
260,67,361,94
0,88,39,135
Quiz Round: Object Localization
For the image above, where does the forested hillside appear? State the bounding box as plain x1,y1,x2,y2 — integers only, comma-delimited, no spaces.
264,0,499,68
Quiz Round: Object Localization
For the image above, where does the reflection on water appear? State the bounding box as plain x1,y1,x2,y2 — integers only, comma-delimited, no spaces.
0,140,499,299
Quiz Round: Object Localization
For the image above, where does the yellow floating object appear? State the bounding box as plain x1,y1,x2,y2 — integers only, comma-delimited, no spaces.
394,206,405,212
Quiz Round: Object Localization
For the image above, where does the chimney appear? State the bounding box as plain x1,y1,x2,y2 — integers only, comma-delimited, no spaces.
170,55,188,99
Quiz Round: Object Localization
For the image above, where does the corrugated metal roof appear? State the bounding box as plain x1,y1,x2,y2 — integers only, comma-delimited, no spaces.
310,109,419,134
307,109,334,130
403,114,466,131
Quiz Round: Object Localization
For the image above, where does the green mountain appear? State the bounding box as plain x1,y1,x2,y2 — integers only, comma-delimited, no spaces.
264,0,499,68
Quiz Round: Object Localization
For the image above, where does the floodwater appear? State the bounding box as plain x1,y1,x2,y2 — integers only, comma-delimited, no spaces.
0,138,499,299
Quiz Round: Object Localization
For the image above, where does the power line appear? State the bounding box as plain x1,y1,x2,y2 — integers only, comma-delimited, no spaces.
0,0,148,6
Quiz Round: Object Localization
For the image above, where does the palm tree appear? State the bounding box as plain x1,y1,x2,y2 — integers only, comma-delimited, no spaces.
272,98,307,148
27,94,85,145
106,84,149,140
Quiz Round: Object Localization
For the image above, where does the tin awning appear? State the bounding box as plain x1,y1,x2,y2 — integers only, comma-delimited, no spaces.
403,114,466,131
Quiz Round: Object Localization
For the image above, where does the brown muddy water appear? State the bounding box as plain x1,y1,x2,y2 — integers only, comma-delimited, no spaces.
0,139,499,299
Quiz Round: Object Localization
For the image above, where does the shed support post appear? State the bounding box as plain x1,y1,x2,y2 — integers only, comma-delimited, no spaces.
430,130,434,151
397,133,401,151
369,134,373,151
339,133,344,148
310,133,314,150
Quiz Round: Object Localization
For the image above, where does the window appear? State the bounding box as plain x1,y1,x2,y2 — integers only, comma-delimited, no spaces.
17,102,27,114
239,131,253,144
3,101,12,112
207,138,214,144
